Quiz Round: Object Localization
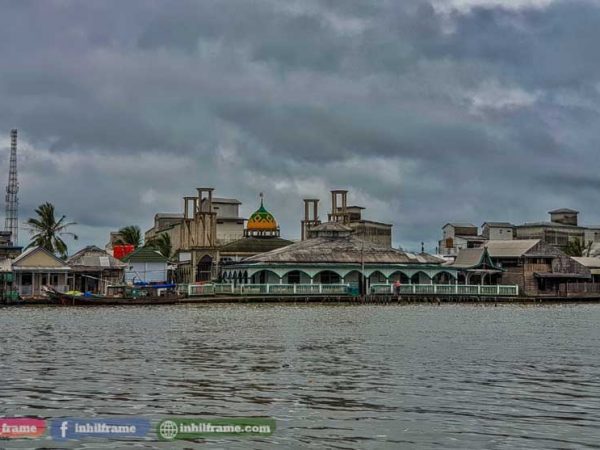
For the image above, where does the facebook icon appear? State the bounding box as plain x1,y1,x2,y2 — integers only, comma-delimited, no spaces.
50,418,150,440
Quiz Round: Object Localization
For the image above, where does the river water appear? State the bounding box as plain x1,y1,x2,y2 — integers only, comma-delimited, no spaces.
1,304,600,449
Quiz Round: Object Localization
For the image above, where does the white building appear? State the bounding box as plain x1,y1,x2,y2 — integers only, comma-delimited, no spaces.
482,222,515,241
207,197,245,244
438,223,485,256
121,247,168,284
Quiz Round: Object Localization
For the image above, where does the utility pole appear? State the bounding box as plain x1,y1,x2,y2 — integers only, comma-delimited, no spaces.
4,129,18,245
361,238,365,296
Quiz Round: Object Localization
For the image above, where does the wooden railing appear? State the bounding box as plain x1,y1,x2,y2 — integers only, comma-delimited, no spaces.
185,283,351,297
183,283,520,297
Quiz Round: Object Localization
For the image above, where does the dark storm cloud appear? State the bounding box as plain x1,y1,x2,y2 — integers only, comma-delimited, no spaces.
1,0,600,252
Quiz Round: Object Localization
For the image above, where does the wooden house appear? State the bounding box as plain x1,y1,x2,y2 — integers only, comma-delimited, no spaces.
484,240,591,296
11,247,71,298
67,245,126,294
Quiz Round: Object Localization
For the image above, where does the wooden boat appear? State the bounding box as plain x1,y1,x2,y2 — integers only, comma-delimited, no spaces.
44,284,183,306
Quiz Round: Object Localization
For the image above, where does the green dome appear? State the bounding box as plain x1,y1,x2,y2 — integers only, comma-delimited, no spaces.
247,202,278,231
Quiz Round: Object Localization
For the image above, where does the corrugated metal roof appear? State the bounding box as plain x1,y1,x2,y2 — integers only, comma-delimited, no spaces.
121,247,168,263
445,223,477,228
220,237,294,254
518,221,579,228
572,257,600,268
451,248,485,268
482,222,514,227
310,222,353,232
549,208,579,214
242,235,444,265
12,246,70,268
67,245,127,269
484,240,540,258
155,213,184,219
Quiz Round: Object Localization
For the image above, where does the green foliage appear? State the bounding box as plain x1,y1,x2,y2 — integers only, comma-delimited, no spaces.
145,232,172,259
564,238,593,257
117,225,143,248
26,202,78,259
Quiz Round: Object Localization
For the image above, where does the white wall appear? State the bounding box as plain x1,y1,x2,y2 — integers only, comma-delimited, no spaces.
442,225,455,240
213,203,239,218
487,227,514,240
216,222,244,244
585,228,600,243
125,262,167,283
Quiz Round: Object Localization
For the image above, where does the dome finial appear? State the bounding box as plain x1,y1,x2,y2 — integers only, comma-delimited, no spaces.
259,192,264,207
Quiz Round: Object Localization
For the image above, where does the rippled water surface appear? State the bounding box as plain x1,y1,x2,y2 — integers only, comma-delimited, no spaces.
1,304,600,449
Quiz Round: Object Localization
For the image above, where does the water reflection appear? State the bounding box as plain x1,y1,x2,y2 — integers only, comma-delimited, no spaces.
1,304,600,448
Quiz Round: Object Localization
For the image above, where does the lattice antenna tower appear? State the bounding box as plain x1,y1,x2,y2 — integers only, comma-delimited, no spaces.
5,129,19,245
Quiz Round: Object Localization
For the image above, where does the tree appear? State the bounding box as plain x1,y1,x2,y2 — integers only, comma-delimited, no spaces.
117,225,142,248
26,202,78,259
564,238,593,257
146,232,172,259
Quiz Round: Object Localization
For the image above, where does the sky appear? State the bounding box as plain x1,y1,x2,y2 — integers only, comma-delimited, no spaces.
1,0,600,254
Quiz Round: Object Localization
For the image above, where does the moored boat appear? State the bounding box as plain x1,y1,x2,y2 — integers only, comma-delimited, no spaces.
44,284,183,306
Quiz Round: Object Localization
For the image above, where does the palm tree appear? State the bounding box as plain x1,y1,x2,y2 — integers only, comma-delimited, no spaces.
116,225,142,248
146,232,172,259
26,202,78,259
564,238,593,257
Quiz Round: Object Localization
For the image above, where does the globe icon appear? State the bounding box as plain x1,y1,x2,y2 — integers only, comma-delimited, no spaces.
159,420,178,440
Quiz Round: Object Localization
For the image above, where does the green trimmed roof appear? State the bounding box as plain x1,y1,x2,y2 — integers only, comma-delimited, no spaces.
121,246,168,263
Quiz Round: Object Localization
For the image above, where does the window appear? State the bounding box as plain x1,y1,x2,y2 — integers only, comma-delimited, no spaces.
21,273,32,285
287,271,301,284
318,271,341,284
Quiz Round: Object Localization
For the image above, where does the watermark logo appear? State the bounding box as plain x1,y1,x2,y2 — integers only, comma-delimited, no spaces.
50,418,150,440
158,420,179,440
157,418,275,440
0,418,46,439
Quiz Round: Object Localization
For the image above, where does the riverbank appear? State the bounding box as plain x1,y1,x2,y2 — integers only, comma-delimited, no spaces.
5,293,600,306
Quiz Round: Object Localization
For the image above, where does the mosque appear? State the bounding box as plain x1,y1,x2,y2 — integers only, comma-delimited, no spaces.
218,195,294,265
221,191,456,293
143,188,292,284
143,186,455,290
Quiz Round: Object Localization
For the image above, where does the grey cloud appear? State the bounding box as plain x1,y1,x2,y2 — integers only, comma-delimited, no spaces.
1,0,600,253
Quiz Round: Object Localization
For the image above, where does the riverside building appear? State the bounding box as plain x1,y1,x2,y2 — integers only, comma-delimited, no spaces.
223,195,452,294
439,209,600,256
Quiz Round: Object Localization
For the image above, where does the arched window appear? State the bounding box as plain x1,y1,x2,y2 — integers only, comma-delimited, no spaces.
196,255,213,282
287,271,301,284
317,270,341,284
